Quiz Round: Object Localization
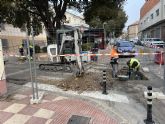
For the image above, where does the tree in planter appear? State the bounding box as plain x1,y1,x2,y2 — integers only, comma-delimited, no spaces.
84,0,127,38
0,0,89,44
0,0,126,45
35,45,41,53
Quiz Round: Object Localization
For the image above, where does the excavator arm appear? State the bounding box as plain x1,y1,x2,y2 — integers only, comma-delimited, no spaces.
59,29,84,76
73,29,84,76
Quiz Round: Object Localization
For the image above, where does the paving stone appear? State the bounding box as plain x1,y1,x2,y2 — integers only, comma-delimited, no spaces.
45,119,53,124
3,114,31,124
52,96,68,101
12,94,27,100
4,103,26,113
0,111,14,123
33,108,55,119
25,116,47,124
18,106,39,116
44,93,58,101
0,102,12,110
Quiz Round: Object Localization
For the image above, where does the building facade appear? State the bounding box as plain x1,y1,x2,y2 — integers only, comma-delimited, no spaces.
127,21,139,40
65,9,89,29
0,24,47,53
0,10,89,52
139,0,165,41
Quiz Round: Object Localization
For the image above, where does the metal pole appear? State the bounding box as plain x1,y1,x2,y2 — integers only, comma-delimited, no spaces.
164,46,165,83
144,86,154,124
26,28,35,99
31,25,39,99
102,70,107,94
103,22,106,49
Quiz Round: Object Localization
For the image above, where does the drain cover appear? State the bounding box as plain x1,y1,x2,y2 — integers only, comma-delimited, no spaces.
67,115,91,124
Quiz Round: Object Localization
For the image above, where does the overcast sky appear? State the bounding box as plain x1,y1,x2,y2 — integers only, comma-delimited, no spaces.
124,0,145,28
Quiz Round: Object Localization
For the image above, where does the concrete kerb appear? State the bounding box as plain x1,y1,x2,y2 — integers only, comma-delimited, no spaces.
24,82,130,104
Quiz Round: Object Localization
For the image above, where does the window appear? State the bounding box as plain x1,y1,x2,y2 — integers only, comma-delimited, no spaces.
151,14,154,19
164,5,165,16
1,39,9,50
150,13,153,19
155,28,160,38
147,17,149,22
156,9,159,16
0,23,5,31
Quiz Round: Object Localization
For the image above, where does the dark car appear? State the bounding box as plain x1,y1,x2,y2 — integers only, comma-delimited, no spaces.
116,40,136,58
135,40,143,46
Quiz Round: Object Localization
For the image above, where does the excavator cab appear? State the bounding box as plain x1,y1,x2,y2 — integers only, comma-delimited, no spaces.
39,28,84,77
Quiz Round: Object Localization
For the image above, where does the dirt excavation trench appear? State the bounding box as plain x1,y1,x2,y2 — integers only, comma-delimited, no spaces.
36,67,148,92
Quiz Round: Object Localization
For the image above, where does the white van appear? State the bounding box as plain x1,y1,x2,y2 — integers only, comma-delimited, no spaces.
145,38,164,48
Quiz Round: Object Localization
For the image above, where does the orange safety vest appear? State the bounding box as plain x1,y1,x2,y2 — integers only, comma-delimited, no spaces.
110,48,119,59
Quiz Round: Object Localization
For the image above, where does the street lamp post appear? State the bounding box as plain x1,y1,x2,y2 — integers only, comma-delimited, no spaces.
164,46,165,87
103,22,107,48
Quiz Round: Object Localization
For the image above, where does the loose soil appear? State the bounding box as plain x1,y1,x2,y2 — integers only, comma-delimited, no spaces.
37,67,148,92
37,69,116,92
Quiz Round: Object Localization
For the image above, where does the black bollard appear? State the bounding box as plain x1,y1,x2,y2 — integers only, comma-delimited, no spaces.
144,86,155,124
102,70,107,94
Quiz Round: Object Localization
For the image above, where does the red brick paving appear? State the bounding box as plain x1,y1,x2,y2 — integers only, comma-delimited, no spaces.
36,99,119,124
16,97,31,104
0,111,14,123
43,93,57,101
25,116,47,124
20,89,33,96
0,102,12,110
18,106,39,116
0,87,119,124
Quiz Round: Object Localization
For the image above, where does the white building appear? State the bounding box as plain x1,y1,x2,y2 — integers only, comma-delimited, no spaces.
65,9,89,30
139,0,165,40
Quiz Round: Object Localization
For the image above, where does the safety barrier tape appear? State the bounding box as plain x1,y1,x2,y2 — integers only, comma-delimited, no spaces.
147,43,164,49
4,51,164,58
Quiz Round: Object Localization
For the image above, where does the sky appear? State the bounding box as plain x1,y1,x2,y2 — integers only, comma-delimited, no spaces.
124,0,145,28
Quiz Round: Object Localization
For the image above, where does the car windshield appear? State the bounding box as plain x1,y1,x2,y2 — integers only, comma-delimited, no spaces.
152,39,161,41
118,42,132,47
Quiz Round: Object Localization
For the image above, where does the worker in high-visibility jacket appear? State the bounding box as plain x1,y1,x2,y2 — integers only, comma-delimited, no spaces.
29,44,33,60
127,58,140,71
110,45,119,77
19,44,24,56
110,45,119,63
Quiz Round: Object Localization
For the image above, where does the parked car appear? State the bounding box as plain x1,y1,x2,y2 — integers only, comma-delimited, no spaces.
135,40,143,46
130,39,138,44
141,38,150,46
115,40,135,58
145,38,164,48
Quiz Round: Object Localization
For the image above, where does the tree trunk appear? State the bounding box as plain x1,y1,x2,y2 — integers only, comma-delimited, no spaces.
45,19,61,45
46,27,56,45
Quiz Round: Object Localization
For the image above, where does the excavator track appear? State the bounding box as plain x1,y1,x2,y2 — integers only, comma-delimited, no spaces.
39,63,72,72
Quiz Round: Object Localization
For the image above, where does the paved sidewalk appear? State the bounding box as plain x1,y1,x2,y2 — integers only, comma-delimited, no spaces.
0,87,119,124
